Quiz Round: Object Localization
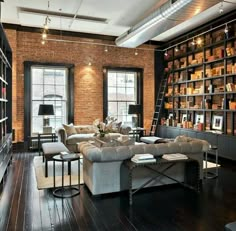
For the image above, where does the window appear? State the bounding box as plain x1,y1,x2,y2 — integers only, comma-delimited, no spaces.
104,67,143,127
24,62,74,141
31,67,68,134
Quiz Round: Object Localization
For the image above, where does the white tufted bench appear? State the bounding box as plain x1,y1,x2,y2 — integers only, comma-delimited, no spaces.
42,142,69,177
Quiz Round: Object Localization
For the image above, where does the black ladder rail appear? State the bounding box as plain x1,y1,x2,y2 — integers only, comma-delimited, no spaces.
149,73,169,136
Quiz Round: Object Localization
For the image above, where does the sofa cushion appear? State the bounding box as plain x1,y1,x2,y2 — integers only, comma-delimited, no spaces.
63,123,77,137
174,135,193,143
75,125,97,134
66,133,95,144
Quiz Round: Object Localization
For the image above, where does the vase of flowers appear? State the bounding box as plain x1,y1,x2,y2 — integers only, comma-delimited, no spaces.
93,118,110,138
93,117,117,138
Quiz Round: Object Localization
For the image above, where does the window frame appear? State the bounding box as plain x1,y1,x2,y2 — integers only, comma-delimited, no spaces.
24,61,74,141
103,66,143,127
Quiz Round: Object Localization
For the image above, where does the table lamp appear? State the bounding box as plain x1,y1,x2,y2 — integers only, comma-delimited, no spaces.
128,104,141,128
38,104,54,133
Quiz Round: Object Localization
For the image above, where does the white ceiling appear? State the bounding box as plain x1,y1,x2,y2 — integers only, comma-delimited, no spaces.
1,0,236,44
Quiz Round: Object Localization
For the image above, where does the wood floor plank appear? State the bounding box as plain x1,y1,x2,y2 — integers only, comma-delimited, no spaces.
4,153,25,231
22,153,36,231
0,153,20,230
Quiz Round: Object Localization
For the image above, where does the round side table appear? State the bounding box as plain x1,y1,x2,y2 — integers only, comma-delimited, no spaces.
53,153,80,198
204,145,218,179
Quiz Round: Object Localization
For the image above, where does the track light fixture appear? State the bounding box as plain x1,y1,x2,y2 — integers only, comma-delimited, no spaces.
191,38,196,46
224,24,229,34
164,50,168,57
41,1,51,45
197,37,202,45
175,46,179,52
219,0,224,14
135,49,138,55
104,46,108,52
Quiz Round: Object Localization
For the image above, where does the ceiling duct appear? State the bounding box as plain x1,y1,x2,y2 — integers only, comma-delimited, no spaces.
115,0,226,48
115,0,193,48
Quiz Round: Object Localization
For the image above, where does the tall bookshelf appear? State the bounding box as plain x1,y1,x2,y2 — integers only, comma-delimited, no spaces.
0,22,12,184
157,17,236,160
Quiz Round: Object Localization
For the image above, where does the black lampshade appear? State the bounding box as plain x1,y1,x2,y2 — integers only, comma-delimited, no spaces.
128,104,141,114
38,104,54,116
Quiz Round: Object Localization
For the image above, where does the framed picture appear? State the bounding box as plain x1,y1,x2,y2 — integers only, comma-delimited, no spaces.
195,114,204,124
212,115,223,130
182,114,187,123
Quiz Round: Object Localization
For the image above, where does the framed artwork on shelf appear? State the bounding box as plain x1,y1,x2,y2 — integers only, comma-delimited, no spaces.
182,114,187,123
212,115,223,131
195,114,204,124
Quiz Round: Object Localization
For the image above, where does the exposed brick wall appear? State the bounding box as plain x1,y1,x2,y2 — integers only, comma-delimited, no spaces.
5,29,155,142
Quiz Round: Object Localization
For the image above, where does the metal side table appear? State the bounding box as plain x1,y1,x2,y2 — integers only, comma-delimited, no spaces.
204,145,218,179
53,154,80,198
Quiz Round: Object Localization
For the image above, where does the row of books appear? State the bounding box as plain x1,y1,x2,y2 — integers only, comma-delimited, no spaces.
131,153,188,163
226,83,235,92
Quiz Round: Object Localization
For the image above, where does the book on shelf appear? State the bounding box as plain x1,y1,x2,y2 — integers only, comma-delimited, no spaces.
131,157,156,164
162,153,188,160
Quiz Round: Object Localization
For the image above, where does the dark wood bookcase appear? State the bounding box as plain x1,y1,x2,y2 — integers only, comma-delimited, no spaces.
158,14,236,160
0,22,12,184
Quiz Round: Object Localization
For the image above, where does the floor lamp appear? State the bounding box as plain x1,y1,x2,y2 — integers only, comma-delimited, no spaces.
128,104,141,128
38,104,54,133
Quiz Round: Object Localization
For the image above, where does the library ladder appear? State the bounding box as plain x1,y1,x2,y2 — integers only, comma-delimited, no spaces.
149,73,168,136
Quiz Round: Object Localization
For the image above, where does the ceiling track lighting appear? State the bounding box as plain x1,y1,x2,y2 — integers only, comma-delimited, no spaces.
163,18,236,54
175,46,179,52
104,46,108,52
135,49,138,55
41,1,51,45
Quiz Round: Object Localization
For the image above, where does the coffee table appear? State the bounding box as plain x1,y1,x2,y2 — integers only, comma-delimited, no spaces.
123,156,200,205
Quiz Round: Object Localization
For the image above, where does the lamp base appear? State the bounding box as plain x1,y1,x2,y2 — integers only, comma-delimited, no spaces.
43,126,52,133
132,116,138,128
43,117,50,127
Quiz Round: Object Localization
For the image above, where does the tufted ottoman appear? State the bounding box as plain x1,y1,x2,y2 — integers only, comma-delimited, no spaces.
42,142,69,177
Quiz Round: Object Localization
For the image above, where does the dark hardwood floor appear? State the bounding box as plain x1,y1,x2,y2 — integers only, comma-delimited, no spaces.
0,151,236,231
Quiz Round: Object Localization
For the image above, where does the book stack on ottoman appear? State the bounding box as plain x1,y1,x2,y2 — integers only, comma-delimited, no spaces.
131,154,156,164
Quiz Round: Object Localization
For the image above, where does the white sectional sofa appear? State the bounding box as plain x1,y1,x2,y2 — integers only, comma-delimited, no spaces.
79,138,210,195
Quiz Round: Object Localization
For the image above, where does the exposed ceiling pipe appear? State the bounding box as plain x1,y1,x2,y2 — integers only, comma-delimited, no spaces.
115,0,193,48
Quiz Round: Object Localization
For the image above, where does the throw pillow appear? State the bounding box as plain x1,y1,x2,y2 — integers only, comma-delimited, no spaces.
62,123,77,137
174,135,193,142
75,125,97,134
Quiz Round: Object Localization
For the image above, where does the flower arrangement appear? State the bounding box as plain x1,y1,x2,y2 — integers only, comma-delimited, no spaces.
93,116,117,137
